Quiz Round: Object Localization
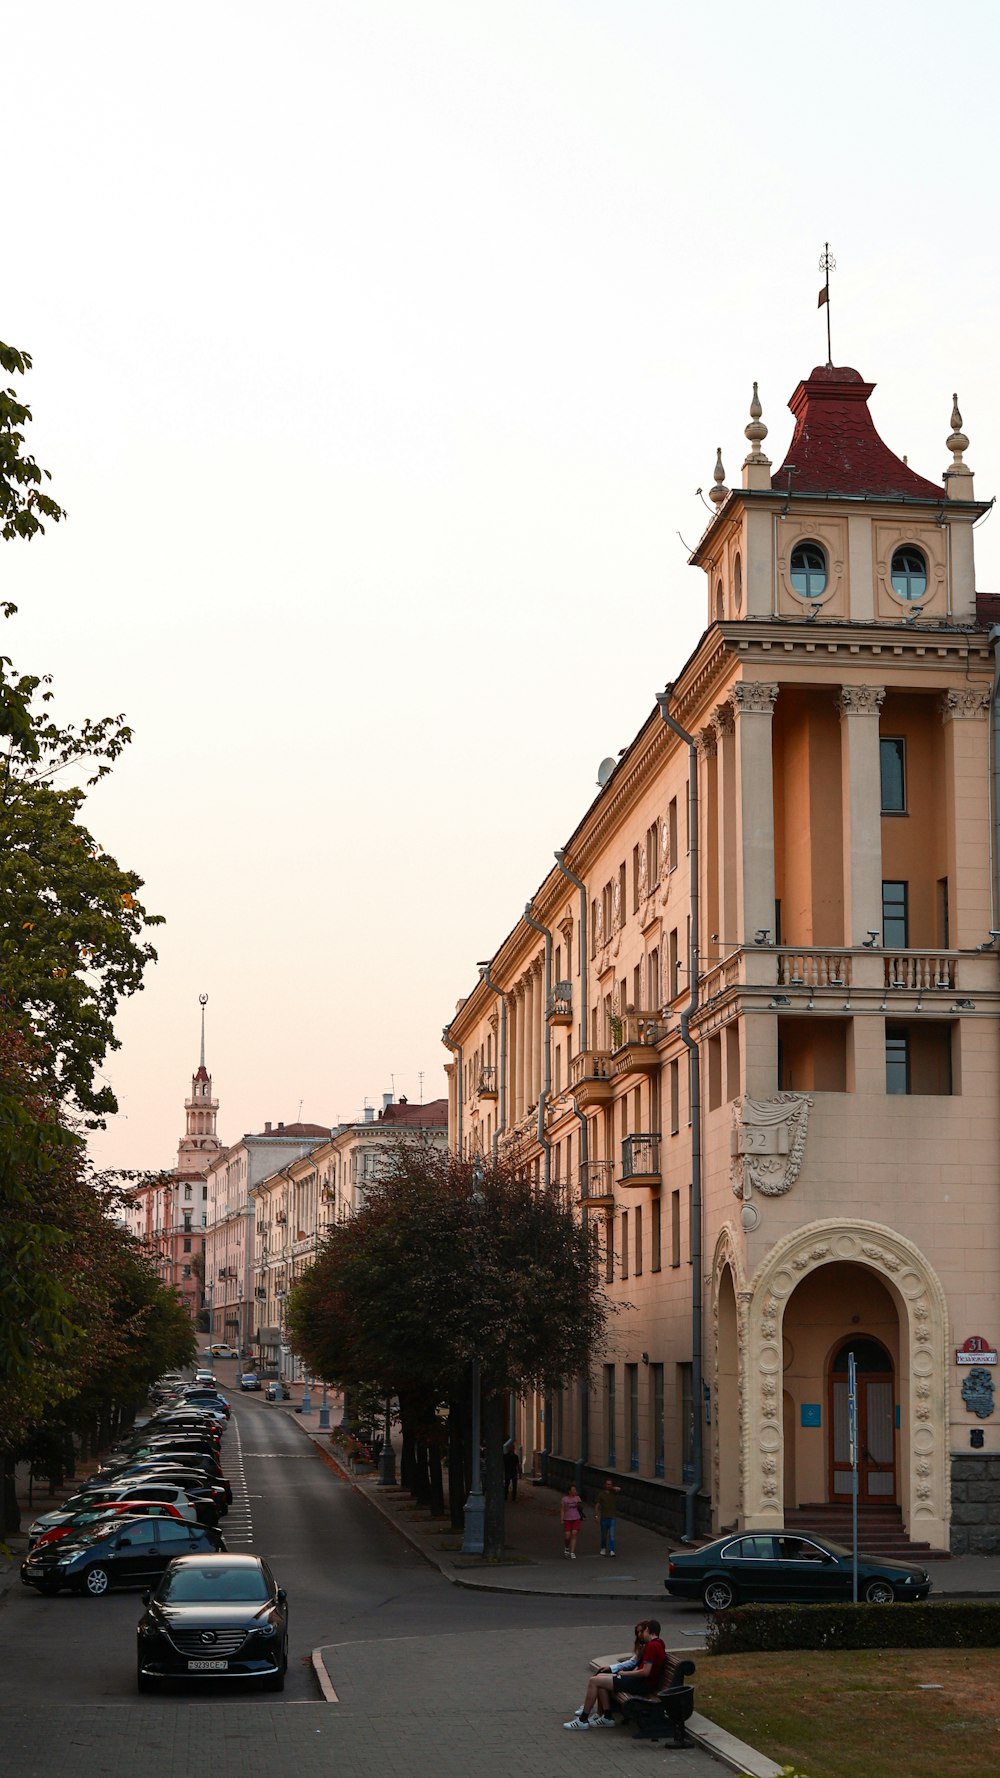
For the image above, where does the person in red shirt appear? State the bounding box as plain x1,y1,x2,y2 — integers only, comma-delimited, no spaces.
563,1621,667,1728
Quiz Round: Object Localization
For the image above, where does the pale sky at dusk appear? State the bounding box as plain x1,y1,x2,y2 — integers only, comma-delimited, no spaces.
6,1,1000,1172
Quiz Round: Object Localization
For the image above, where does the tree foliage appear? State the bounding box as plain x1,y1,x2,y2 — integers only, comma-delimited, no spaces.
0,341,65,541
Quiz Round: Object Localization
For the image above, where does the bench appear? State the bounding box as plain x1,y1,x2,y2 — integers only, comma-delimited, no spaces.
618,1653,697,1746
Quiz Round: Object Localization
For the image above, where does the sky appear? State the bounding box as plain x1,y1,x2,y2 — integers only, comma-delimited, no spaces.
6,1,1000,1172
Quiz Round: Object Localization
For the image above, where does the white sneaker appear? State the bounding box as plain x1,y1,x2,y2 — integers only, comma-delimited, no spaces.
570,1551,576,1559
563,1717,590,1730
609,1550,616,1557
590,1715,617,1728
599,1549,606,1556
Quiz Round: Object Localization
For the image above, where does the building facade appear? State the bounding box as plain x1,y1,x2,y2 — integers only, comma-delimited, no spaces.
250,1096,449,1378
444,365,1000,1554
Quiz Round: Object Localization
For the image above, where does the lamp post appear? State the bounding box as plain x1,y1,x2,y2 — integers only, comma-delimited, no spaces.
319,1380,330,1430
301,1370,312,1415
378,1393,396,1486
461,1155,486,1555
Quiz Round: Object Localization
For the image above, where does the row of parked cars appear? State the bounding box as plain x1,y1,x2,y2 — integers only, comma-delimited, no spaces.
20,1368,289,1692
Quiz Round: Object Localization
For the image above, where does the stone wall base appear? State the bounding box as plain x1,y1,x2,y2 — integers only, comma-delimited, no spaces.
949,1453,1000,1554
543,1455,711,1542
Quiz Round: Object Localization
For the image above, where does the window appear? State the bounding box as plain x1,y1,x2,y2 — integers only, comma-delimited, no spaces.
671,1189,681,1267
604,1364,616,1468
679,1363,694,1481
669,1060,680,1135
937,878,950,950
668,928,680,999
184,1184,192,1201
183,1237,192,1254
715,577,724,622
789,541,827,598
667,797,678,870
652,1364,665,1476
634,1204,643,1276
632,843,641,913
882,881,909,947
647,819,660,889
627,1363,640,1471
651,1196,661,1271
733,552,743,612
621,1210,629,1280
605,1213,615,1284
885,1027,909,1094
880,737,906,812
157,1518,197,1545
890,547,927,602
707,1034,722,1111
648,947,661,1009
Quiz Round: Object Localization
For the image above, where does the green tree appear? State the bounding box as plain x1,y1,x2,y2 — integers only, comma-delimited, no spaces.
288,1146,610,1557
0,341,65,541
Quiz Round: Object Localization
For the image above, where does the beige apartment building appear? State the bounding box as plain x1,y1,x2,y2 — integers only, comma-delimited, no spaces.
250,1096,448,1378
444,364,1000,1555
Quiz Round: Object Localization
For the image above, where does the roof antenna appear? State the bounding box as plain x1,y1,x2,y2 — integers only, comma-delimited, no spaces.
818,243,836,367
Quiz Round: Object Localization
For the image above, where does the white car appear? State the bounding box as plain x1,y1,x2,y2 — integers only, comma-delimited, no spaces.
29,1482,198,1541
209,1344,240,1360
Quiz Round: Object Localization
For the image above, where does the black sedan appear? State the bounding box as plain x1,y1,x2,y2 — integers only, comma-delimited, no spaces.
21,1516,224,1596
665,1531,932,1609
136,1554,288,1692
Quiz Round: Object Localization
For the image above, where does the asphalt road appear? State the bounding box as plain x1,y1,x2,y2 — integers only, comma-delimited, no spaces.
0,1390,713,1778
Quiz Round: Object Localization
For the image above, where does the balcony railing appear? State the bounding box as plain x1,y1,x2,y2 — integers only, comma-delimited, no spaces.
477,1066,498,1099
546,981,573,1026
777,950,852,989
579,1159,615,1205
569,1050,614,1107
611,1010,670,1076
884,951,957,991
621,1133,661,1187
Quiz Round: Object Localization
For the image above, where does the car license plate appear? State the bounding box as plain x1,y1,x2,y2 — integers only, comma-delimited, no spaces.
187,1659,229,1670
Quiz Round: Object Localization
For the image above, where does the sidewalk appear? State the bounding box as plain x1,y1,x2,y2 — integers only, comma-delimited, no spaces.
282,1402,1000,1602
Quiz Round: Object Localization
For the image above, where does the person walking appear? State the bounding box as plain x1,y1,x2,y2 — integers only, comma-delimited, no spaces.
560,1482,583,1558
596,1476,620,1556
503,1437,521,1502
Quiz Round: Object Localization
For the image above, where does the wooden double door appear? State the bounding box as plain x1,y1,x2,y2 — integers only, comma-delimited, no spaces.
828,1338,896,1505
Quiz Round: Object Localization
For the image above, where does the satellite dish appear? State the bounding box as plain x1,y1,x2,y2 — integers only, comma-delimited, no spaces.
597,757,616,788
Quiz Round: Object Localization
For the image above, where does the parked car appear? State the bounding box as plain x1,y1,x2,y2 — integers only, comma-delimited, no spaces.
265,1381,285,1402
181,1389,231,1419
76,1469,227,1523
30,1483,201,1538
136,1553,288,1692
239,1373,261,1391
97,1456,232,1502
21,1515,224,1596
193,1370,217,1387
29,1501,188,1551
664,1531,932,1609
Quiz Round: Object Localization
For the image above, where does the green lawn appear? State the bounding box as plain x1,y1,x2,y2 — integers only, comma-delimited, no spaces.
695,1649,1000,1778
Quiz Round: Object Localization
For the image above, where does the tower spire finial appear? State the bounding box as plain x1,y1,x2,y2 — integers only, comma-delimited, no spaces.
199,992,208,1069
709,447,729,507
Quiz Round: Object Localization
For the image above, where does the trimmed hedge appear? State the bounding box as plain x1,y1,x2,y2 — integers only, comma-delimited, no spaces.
706,1600,1000,1655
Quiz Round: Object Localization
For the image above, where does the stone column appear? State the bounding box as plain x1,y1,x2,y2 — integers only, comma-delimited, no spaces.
837,685,885,946
940,687,992,949
510,984,523,1124
712,701,737,948
730,683,779,944
697,724,719,962
524,968,536,1110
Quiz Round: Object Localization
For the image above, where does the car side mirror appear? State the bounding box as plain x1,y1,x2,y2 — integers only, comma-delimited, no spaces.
277,1588,287,1603
117,1537,132,1547
821,1555,835,1564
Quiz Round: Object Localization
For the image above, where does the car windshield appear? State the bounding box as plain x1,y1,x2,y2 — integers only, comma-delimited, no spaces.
66,1518,130,1546
160,1565,269,1603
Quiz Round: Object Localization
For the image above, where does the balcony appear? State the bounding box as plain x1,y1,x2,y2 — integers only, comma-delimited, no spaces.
611,1010,670,1077
620,1133,661,1189
546,981,573,1027
569,1050,614,1107
579,1160,615,1206
884,951,956,991
477,1066,498,1100
275,1211,287,1224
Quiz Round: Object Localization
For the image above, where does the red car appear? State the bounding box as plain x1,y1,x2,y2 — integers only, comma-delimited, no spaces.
30,1500,186,1551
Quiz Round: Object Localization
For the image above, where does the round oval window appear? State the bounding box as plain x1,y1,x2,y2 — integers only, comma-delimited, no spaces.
890,547,927,601
789,542,827,599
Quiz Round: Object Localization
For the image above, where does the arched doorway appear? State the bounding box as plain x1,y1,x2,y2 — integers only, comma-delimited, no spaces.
828,1336,896,1505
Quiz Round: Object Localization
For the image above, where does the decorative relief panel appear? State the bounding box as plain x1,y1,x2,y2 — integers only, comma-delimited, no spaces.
730,1092,812,1198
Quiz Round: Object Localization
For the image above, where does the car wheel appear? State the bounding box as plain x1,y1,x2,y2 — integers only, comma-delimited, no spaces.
863,1578,896,1604
84,1565,111,1597
702,1577,738,1612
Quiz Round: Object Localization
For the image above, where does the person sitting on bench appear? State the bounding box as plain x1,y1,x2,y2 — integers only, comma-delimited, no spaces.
564,1621,667,1728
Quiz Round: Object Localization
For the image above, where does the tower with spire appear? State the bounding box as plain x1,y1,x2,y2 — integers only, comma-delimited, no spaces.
177,992,222,1173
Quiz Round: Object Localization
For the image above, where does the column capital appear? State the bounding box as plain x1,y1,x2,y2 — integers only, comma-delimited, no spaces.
940,687,991,722
730,681,779,718
696,723,718,757
836,684,885,718
711,700,736,738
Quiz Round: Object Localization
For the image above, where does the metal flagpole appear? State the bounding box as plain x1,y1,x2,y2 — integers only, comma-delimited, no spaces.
848,1348,859,1603
818,243,836,367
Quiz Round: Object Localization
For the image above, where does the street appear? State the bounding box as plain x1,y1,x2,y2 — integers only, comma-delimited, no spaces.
0,1390,714,1778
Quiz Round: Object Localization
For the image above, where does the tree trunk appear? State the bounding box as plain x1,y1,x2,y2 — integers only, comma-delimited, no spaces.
428,1437,445,1517
399,1394,417,1494
482,1392,506,1560
1,1452,20,1535
447,1397,466,1529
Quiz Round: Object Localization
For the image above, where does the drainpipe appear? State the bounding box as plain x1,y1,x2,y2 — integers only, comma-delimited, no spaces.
554,850,590,1491
477,962,508,1164
982,629,989,931
656,686,703,1543
441,1026,463,1157
522,904,553,1189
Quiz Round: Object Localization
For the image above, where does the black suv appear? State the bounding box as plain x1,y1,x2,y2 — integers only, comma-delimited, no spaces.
22,1516,223,1596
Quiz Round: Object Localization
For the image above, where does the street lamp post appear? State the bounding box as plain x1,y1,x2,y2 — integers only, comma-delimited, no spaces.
461,1155,486,1555
301,1370,312,1415
319,1380,330,1430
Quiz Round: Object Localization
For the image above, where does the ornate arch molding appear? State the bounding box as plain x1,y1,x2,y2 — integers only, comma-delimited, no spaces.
743,1220,950,1542
711,1225,748,1517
